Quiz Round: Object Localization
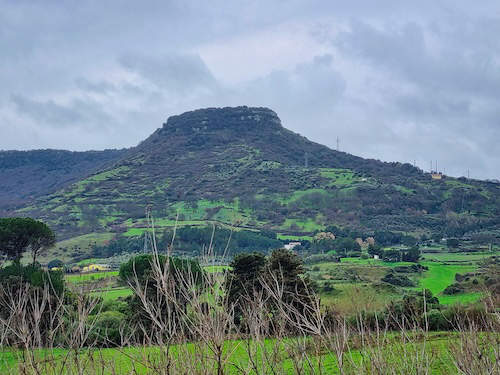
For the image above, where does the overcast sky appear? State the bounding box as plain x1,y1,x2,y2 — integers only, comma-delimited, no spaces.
1,1,499,179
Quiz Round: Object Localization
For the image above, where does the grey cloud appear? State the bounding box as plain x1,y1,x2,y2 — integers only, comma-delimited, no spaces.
0,0,499,179
336,20,500,98
239,54,345,114
120,54,218,94
75,78,117,95
10,95,112,130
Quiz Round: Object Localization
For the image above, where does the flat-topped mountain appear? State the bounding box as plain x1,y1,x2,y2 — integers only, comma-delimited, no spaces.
5,106,500,246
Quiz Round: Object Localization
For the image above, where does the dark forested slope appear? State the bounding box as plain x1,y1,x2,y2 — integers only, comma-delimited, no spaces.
0,149,126,213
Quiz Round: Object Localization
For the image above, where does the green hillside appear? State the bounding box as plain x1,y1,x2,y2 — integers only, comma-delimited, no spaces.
12,107,500,256
0,149,126,214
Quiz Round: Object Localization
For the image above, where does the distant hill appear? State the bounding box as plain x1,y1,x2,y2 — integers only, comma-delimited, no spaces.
0,149,127,214
6,106,500,250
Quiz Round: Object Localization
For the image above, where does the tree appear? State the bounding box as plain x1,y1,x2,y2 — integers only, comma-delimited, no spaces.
226,252,267,323
266,248,316,318
402,246,420,262
335,237,361,256
120,254,204,334
383,249,401,262
367,243,383,257
446,238,460,249
47,259,64,269
0,218,55,264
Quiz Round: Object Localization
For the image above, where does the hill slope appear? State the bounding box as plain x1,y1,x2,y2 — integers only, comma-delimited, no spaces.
11,106,500,245
0,149,127,214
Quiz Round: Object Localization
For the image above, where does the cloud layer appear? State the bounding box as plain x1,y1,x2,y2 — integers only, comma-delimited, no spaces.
1,0,499,179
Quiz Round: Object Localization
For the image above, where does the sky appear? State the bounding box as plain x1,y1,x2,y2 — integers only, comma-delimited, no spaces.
1,1,499,180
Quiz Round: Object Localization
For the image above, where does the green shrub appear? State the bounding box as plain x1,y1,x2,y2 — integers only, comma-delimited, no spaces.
89,311,126,346
0,262,65,294
381,272,414,287
425,309,450,331
443,283,465,295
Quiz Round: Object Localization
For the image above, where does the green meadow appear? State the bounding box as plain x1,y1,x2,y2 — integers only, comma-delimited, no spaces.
0,332,489,375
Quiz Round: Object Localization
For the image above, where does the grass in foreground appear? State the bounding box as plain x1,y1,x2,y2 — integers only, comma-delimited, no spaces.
1,332,496,374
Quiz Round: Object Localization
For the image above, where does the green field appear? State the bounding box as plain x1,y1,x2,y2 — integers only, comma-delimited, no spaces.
416,262,480,305
314,253,491,309
203,265,231,273
421,251,494,262
277,233,313,241
0,332,487,374
65,271,119,284
90,287,132,301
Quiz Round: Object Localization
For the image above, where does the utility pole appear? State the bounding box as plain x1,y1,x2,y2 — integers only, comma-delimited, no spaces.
336,137,340,151
304,152,309,168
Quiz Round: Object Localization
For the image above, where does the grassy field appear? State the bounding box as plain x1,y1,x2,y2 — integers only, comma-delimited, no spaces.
277,233,314,241
0,333,484,374
313,251,493,310
421,251,494,262
35,233,115,264
90,287,132,301
203,265,231,273
416,262,480,305
65,271,119,284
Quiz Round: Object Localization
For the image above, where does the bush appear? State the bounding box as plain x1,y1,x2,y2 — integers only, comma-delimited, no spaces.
443,283,465,295
381,272,415,287
425,309,451,331
303,254,340,264
321,282,337,293
0,262,65,295
89,311,126,346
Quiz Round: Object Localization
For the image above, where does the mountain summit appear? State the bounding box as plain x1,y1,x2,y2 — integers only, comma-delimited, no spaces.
5,106,499,243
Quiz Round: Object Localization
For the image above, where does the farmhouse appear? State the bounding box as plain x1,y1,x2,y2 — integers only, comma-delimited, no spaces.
82,264,111,273
431,172,443,180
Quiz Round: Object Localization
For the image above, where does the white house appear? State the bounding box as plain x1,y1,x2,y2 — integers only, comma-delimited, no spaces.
284,242,301,250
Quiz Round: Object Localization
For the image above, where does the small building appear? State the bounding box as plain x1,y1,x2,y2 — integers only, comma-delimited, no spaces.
284,242,301,250
431,172,443,180
82,264,111,273
373,254,380,260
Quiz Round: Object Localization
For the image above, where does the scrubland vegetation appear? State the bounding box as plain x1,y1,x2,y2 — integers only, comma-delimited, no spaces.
1,216,499,374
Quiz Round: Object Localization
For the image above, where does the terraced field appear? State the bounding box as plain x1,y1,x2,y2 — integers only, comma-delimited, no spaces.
311,250,498,312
